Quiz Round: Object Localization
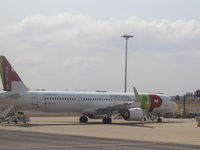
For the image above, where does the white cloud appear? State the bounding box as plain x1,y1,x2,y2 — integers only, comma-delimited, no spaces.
0,13,200,95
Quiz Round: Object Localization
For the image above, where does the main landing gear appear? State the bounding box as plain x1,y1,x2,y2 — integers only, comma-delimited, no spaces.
148,114,162,122
79,116,112,124
102,117,112,124
79,116,88,123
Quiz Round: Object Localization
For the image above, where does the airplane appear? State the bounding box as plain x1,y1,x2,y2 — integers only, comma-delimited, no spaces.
0,56,178,124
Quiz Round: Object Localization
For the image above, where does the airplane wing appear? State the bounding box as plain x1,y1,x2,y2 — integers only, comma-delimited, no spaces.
83,101,139,114
83,87,141,115
97,101,135,112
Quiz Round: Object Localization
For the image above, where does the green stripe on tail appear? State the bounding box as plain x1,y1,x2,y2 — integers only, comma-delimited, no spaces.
140,94,151,111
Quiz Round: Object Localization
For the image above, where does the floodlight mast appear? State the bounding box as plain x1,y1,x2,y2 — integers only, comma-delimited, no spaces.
121,34,134,93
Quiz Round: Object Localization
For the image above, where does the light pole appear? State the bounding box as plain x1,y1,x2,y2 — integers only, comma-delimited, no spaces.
121,34,133,93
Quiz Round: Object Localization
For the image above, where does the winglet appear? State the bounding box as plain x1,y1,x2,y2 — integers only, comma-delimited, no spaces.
0,56,29,91
133,87,141,102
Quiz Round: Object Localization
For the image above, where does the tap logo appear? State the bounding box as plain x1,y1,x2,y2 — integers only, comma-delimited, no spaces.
140,94,162,112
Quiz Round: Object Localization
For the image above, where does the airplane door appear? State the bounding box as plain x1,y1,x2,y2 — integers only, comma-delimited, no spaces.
32,93,38,105
162,97,169,112
77,95,83,105
163,97,169,107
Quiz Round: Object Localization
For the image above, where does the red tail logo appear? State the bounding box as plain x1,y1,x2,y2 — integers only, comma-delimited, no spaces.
1,56,21,91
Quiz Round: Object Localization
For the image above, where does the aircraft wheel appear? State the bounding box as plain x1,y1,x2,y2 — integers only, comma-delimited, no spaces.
14,119,18,124
157,118,162,122
79,116,88,123
103,117,112,124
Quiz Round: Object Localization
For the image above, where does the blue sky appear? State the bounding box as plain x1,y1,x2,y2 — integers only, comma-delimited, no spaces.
0,0,200,95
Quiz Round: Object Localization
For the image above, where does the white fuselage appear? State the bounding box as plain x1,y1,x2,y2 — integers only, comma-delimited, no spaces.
0,90,177,115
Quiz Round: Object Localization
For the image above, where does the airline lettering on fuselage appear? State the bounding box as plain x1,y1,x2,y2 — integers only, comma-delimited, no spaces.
110,95,130,100
140,94,163,112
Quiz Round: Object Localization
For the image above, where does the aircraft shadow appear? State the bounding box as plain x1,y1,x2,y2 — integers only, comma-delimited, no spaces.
1,119,184,128
2,121,152,128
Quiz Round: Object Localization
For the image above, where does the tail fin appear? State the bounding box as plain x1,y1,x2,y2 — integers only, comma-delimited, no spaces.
0,56,29,91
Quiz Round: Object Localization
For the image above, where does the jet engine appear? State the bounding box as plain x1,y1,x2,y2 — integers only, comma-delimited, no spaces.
121,108,143,121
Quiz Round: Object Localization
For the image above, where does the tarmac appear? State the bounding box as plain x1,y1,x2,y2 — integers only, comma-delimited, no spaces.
0,117,200,150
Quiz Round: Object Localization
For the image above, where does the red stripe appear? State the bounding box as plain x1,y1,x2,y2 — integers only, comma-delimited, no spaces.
148,94,162,112
3,56,21,91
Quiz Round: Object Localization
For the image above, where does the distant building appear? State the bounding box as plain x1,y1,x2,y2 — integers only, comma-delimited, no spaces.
175,95,180,100
186,92,194,101
194,90,200,101
171,89,200,101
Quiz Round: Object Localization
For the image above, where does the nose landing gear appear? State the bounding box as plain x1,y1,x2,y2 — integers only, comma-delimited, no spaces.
157,114,162,122
79,116,88,123
157,118,162,122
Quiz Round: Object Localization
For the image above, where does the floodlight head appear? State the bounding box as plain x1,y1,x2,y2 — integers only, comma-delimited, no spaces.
121,34,134,40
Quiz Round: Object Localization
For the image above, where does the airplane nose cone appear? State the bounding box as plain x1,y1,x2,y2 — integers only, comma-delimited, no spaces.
172,102,178,112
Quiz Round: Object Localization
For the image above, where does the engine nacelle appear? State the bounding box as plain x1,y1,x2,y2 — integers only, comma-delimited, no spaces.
122,108,144,121
88,114,106,119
